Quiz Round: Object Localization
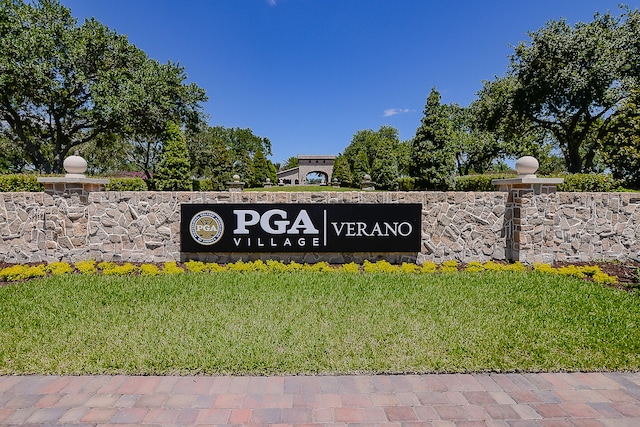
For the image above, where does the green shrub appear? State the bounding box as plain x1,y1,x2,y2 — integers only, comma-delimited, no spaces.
98,261,136,275
45,262,74,276
74,260,97,274
0,265,28,281
154,122,193,191
397,177,417,191
465,261,485,272
339,262,361,273
0,259,621,287
99,262,138,276
0,264,47,281
97,261,116,271
439,260,459,273
554,173,623,192
454,174,516,191
185,260,209,273
0,174,44,192
363,259,400,273
192,179,215,191
161,261,184,274
265,260,288,272
140,264,160,276
105,177,148,191
533,262,618,284
226,260,254,272
307,261,333,272
206,262,227,272
400,262,420,273
420,261,438,273
453,172,628,192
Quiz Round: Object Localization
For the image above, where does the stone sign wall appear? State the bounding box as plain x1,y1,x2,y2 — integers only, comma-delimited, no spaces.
1,190,639,265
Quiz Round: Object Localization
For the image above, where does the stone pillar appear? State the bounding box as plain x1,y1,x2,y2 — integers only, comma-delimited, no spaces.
227,175,245,192
36,153,109,261
492,156,564,264
37,152,109,204
361,174,375,191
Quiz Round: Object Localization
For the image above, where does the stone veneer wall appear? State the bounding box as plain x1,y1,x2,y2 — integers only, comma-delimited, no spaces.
1,190,639,264
511,191,640,264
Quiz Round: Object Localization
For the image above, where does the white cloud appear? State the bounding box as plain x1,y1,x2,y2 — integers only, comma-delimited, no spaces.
267,0,277,5
384,108,412,117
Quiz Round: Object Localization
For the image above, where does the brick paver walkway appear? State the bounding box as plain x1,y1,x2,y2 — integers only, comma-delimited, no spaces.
1,372,639,426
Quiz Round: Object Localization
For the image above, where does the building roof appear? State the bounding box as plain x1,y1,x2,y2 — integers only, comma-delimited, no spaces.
298,155,336,160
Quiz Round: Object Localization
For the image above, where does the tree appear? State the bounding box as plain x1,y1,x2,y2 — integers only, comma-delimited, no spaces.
0,134,28,173
267,161,277,184
82,134,134,176
479,6,640,173
371,140,399,190
601,89,640,189
0,0,206,173
186,125,233,190
154,122,192,191
340,126,408,186
343,126,401,170
410,88,456,190
226,127,272,161
199,126,272,180
331,155,353,187
473,79,566,174
281,156,299,171
448,104,505,175
352,150,370,186
395,140,412,177
248,150,270,188
234,150,254,185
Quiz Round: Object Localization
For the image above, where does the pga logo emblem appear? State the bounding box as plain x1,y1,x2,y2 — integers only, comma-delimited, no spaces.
189,210,224,245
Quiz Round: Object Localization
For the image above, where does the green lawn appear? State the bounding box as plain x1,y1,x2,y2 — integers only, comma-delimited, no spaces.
1,271,638,375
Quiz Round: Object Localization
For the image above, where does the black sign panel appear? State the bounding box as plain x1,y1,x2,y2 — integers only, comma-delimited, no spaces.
181,204,421,253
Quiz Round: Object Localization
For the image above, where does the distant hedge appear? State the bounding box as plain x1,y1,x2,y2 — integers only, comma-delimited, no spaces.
454,172,630,192
104,177,147,191
0,174,43,192
454,174,516,192
0,173,635,193
192,178,226,191
397,177,417,191
554,173,624,192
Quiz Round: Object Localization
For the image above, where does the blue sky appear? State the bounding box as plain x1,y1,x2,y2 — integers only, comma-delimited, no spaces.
61,0,635,165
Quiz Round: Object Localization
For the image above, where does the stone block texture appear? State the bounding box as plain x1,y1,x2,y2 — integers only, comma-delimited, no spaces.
1,190,638,264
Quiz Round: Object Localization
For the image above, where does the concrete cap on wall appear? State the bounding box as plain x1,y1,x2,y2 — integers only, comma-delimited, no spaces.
63,151,88,178
515,156,539,177
492,156,564,187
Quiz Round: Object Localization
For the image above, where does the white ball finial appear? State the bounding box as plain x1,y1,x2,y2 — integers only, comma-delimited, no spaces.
63,151,88,177
515,156,539,177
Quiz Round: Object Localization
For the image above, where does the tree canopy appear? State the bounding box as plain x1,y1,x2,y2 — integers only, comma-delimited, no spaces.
600,88,640,188
185,125,275,188
476,6,640,173
154,122,192,191
280,156,299,171
339,126,408,187
410,88,456,190
0,0,206,173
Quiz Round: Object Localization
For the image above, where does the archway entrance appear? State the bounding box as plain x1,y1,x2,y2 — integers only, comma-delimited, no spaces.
305,171,328,185
275,155,335,185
